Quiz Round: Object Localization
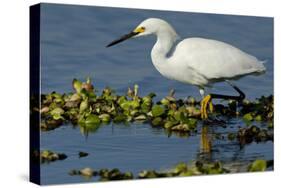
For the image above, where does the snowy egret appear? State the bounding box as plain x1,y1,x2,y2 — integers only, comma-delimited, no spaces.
106,18,266,119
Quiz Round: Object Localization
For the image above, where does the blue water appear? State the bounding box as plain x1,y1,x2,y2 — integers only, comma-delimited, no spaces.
39,3,273,185
41,122,272,184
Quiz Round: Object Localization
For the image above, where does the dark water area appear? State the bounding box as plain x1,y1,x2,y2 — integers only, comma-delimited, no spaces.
39,3,273,185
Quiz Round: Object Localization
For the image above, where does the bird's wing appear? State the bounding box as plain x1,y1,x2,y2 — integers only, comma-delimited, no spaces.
173,38,265,81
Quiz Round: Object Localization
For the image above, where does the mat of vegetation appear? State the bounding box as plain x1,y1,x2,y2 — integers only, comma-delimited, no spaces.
34,78,273,180
37,78,273,135
67,159,273,181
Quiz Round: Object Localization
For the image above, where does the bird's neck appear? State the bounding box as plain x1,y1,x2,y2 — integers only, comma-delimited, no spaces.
151,32,177,70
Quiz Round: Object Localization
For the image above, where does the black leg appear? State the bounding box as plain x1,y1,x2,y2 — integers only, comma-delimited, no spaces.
210,82,245,102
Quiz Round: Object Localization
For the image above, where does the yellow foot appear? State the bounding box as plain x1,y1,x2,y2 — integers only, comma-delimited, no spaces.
200,95,214,119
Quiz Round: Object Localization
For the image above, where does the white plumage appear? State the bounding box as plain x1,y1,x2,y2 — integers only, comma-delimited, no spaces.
137,18,266,88
107,18,266,119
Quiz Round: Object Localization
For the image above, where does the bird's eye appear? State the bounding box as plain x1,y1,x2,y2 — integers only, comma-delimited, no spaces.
134,26,146,33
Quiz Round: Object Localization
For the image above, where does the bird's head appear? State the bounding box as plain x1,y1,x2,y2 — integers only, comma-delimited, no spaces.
106,18,179,47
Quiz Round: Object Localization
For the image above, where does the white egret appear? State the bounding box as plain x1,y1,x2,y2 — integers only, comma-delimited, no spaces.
107,18,266,119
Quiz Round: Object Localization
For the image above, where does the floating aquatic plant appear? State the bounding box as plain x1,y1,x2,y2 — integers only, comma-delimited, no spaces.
68,159,272,181
248,159,267,172
78,151,89,158
237,125,273,146
40,150,67,163
69,167,97,177
69,167,133,180
39,78,273,137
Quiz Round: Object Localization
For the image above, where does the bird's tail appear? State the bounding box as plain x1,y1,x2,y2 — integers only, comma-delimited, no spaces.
256,60,267,73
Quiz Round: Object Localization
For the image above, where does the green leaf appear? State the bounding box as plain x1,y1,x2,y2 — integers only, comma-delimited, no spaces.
243,113,253,122
173,162,188,174
50,107,64,116
51,92,62,99
53,114,64,120
41,150,52,158
113,114,127,123
151,105,165,117
120,100,140,111
248,159,267,172
255,115,262,121
142,96,152,105
117,96,126,104
131,100,140,108
268,122,273,129
72,79,82,93
185,118,197,130
85,114,100,125
99,114,111,122
160,98,170,106
88,92,96,99
164,121,175,129
151,117,162,126
69,93,81,101
80,99,89,112
120,101,130,111
173,111,182,121
140,103,151,113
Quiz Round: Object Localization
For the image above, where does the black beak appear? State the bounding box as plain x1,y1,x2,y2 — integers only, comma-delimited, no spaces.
106,31,139,47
